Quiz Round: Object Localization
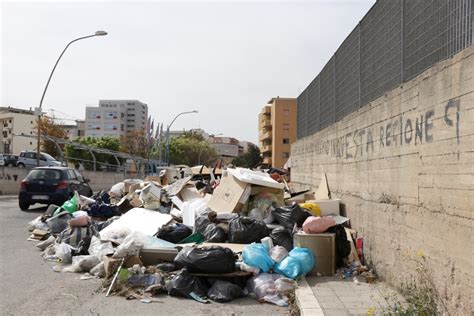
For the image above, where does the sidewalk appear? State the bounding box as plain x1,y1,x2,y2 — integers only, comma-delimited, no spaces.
296,275,406,316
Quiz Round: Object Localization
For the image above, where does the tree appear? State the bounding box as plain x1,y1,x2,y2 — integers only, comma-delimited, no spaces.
119,130,151,158
34,117,67,158
167,133,218,166
232,144,262,168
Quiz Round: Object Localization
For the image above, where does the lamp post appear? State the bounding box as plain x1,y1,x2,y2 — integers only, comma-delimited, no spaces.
164,110,198,166
36,31,108,166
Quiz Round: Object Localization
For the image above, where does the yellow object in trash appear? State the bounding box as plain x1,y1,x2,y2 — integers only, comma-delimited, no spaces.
299,202,321,216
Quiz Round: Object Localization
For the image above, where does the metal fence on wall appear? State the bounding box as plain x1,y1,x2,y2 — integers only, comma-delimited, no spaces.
297,0,473,139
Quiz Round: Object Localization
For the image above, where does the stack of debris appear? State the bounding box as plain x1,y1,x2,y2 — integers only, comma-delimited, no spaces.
25,166,373,307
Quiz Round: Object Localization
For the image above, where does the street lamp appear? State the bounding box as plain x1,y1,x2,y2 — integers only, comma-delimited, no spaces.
36,31,108,166
164,110,198,166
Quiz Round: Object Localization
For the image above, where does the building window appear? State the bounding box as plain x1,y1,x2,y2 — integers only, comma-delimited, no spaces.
9,120,12,123
282,152,290,159
105,124,118,131
30,121,33,124
105,111,118,119
283,123,290,130
283,109,289,116
30,142,33,145
283,138,289,144
87,111,101,119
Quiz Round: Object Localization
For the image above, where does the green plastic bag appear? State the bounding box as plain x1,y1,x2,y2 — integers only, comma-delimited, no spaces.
61,195,78,214
177,232,205,244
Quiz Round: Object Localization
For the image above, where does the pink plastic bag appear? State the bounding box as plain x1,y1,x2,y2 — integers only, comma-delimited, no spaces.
302,216,336,234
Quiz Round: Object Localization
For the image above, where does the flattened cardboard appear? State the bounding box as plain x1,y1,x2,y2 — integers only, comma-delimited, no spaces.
315,173,330,200
227,168,284,189
140,248,178,265
165,176,192,196
207,174,249,213
180,185,202,202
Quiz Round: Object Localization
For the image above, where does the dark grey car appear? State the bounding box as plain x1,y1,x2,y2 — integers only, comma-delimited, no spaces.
18,167,93,210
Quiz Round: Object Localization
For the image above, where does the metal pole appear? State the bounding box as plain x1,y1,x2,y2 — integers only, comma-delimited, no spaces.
165,125,170,166
164,110,198,166
36,32,107,166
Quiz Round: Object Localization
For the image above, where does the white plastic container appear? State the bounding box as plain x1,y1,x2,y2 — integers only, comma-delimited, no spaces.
307,198,341,216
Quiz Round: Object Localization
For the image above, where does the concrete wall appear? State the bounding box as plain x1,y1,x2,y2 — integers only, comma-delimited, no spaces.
0,167,130,195
291,46,473,313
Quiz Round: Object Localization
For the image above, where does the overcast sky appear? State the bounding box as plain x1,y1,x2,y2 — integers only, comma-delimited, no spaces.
1,0,374,144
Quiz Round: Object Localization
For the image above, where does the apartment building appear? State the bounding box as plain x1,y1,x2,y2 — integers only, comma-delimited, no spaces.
258,97,297,168
85,100,148,138
0,107,37,154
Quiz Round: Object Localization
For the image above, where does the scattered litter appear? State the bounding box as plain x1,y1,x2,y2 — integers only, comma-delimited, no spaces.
61,293,78,300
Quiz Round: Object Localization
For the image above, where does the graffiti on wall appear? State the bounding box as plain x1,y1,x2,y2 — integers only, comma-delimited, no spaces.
297,99,461,160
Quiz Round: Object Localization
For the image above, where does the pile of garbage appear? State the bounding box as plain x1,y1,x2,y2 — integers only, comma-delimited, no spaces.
26,167,373,307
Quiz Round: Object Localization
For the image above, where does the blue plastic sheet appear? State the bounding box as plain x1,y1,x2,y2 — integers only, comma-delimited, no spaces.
274,247,315,279
242,243,275,273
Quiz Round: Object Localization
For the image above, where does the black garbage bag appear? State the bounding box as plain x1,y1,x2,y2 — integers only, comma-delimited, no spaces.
326,224,351,268
46,211,73,234
203,223,227,243
166,271,209,299
157,223,192,243
156,263,179,272
228,216,269,244
87,203,118,218
194,215,211,234
270,227,293,251
174,246,236,274
270,203,310,230
207,280,244,303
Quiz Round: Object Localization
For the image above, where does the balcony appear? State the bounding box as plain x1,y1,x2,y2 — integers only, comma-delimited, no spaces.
261,145,272,153
262,106,271,115
260,118,271,128
259,130,272,141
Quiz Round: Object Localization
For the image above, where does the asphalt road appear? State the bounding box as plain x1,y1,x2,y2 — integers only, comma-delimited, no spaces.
0,197,287,316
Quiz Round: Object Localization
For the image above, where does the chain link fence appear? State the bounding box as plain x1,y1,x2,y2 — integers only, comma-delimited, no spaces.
297,0,473,139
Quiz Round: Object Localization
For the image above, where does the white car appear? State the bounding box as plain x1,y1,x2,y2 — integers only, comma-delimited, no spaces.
16,151,61,168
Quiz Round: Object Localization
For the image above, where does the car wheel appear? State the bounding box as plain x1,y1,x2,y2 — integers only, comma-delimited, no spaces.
7,163,14,167
17,163,25,168
19,200,29,211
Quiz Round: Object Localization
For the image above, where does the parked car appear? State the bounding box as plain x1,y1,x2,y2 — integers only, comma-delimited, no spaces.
1,154,18,167
16,151,61,168
18,167,93,211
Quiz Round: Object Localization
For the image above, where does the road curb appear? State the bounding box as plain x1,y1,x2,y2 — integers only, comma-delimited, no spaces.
0,195,16,200
295,277,324,316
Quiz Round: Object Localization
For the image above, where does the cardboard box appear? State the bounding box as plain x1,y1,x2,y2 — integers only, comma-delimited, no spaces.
294,232,335,276
207,174,250,213
123,179,143,194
